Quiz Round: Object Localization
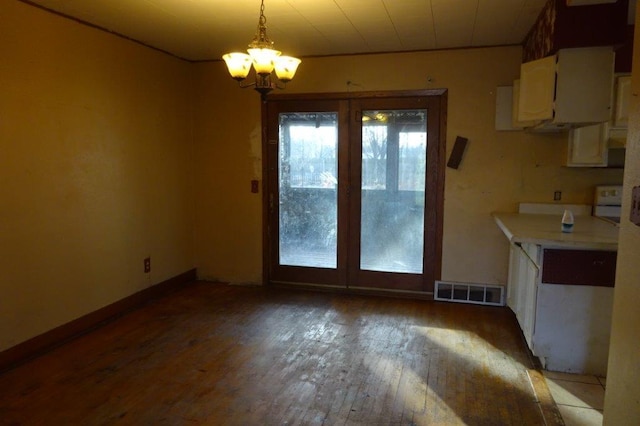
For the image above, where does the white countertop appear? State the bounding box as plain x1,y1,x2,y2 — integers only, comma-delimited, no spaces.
492,213,619,250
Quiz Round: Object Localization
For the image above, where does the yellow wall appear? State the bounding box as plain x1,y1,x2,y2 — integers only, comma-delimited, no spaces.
0,1,195,351
192,66,264,284
193,47,623,285
603,8,640,425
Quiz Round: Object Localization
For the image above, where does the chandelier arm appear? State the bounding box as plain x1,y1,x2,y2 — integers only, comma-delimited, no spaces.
238,80,257,89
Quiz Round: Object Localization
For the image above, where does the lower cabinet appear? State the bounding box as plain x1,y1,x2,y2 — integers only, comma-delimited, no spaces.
534,283,613,376
506,245,616,375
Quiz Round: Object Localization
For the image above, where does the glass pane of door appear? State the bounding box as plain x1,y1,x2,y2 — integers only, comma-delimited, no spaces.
360,109,427,273
278,112,338,268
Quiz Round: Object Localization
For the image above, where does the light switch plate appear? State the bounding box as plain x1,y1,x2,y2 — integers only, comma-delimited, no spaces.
631,186,640,226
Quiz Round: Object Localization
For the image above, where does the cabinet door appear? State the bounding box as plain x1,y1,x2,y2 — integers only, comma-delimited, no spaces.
567,123,608,167
520,243,539,349
515,248,529,327
511,80,537,128
555,47,615,124
507,243,540,351
613,75,631,128
522,258,538,348
496,86,518,130
507,243,521,310
518,55,556,122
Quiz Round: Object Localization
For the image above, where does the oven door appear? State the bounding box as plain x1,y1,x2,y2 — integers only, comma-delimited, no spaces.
593,205,621,225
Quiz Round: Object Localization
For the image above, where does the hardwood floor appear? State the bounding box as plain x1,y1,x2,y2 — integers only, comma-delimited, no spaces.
0,282,552,425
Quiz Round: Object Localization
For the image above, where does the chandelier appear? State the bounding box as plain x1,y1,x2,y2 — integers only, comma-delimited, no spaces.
222,0,301,98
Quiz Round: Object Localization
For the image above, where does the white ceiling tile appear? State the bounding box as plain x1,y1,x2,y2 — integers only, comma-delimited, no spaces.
23,0,550,60
473,1,527,46
431,0,477,48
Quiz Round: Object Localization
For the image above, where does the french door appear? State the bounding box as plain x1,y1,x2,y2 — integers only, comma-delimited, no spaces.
264,91,446,294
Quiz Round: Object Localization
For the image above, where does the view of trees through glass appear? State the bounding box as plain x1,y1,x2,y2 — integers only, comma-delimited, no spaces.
360,110,427,273
277,109,428,274
278,113,338,268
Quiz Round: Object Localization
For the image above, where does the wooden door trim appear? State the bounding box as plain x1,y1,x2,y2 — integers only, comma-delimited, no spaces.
262,90,447,293
426,92,447,289
347,95,446,293
261,99,270,285
267,89,447,102
264,99,348,287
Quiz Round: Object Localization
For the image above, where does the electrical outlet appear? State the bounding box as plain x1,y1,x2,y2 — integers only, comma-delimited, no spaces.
144,257,151,273
631,186,640,226
554,191,562,201
251,179,259,194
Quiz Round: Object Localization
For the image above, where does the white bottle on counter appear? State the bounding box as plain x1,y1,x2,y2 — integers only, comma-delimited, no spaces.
561,209,574,233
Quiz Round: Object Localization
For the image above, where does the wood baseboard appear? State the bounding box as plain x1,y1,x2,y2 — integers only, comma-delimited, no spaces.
0,269,197,374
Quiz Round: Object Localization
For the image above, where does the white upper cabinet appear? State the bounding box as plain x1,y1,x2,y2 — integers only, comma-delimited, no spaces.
518,46,615,130
565,74,630,167
613,75,631,128
495,86,519,131
566,123,609,167
518,55,556,123
608,74,631,148
511,80,538,129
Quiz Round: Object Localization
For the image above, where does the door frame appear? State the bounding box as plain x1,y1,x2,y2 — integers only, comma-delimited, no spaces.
261,89,447,295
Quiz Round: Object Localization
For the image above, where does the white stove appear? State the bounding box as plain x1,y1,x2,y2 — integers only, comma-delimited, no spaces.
593,185,623,225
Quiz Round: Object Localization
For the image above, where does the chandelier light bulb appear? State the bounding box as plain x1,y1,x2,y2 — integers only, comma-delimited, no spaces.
222,53,252,80
247,48,281,75
274,56,301,82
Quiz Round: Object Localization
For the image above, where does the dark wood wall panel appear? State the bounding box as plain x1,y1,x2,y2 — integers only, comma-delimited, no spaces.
523,0,631,70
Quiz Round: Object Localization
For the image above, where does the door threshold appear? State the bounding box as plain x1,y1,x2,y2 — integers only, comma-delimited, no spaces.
271,281,434,300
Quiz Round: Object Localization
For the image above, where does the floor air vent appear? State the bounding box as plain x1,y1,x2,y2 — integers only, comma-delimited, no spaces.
435,281,505,306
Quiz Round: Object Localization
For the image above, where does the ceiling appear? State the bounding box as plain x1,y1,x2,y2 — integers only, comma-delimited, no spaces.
23,0,568,62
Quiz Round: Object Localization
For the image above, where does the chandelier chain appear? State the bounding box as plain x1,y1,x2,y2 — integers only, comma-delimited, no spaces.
251,0,273,48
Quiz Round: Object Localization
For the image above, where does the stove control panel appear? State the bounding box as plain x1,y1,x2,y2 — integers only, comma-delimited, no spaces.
594,185,623,206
